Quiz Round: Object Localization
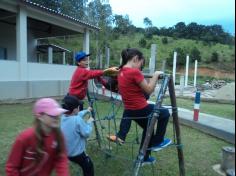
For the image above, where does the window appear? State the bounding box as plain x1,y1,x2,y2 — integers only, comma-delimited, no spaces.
0,47,7,60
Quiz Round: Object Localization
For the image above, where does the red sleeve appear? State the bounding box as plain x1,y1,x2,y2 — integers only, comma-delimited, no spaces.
96,76,107,86
54,137,70,176
81,69,104,81
54,153,70,176
5,136,25,176
133,69,144,84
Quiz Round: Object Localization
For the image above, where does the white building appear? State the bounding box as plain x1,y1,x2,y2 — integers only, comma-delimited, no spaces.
0,0,99,101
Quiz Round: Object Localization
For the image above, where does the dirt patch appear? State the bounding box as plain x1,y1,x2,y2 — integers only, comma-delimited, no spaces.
178,67,235,80
214,82,235,100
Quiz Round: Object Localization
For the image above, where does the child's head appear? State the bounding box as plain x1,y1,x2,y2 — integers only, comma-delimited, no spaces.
62,95,83,114
33,98,66,159
120,48,145,69
33,98,67,128
75,51,91,68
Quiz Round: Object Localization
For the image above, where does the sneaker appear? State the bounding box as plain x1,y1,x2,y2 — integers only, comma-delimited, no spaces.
107,135,124,145
141,156,156,166
151,138,172,152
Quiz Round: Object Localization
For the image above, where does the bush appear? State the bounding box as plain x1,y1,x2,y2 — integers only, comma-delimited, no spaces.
190,47,201,62
211,51,219,62
162,37,168,44
138,38,147,48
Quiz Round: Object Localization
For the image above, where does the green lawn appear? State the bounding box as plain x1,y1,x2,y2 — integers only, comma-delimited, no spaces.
0,100,233,176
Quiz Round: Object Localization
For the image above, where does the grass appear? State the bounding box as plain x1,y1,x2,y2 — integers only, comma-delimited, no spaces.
0,100,233,176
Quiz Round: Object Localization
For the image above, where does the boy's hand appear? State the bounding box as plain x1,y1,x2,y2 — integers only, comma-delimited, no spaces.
87,117,94,123
103,67,119,76
87,107,93,112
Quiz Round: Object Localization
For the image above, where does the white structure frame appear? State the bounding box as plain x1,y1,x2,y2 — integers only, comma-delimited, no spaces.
0,0,99,101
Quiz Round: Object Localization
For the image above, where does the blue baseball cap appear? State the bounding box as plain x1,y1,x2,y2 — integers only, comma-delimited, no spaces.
75,51,91,62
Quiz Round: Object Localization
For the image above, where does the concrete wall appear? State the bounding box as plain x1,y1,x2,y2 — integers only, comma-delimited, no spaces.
0,61,76,81
0,80,70,101
0,22,16,60
0,61,76,100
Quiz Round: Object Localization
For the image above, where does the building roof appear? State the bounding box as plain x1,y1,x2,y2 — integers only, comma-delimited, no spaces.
20,0,100,31
37,44,71,53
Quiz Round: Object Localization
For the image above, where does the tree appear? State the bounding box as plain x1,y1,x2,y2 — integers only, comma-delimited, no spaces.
112,15,133,34
190,47,201,62
167,47,185,67
143,17,152,27
139,38,147,48
162,37,168,44
211,51,219,62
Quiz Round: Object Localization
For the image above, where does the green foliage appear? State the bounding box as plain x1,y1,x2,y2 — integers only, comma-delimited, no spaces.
211,51,219,62
138,38,147,48
190,47,201,62
143,17,152,27
167,47,185,66
162,37,168,44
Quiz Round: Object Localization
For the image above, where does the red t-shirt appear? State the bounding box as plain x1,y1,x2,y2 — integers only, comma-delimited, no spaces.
118,67,148,110
5,127,69,176
69,67,104,99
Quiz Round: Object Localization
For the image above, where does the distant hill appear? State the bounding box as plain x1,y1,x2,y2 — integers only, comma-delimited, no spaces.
46,32,235,80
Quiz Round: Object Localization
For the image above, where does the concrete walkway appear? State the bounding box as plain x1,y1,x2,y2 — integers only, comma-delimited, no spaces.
173,107,235,144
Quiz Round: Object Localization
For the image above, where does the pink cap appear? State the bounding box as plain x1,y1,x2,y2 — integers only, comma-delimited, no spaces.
33,98,67,117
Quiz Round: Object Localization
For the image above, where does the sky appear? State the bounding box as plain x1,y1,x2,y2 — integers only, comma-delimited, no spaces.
108,0,235,34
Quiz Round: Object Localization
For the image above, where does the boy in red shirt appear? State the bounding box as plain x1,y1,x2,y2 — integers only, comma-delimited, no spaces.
68,51,118,109
6,98,69,176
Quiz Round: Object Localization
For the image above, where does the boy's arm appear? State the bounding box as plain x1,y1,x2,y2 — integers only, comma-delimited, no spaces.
96,76,107,86
77,110,93,138
83,69,104,80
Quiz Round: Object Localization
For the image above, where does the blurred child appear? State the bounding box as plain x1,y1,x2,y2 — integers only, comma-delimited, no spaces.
60,95,94,176
5,98,69,176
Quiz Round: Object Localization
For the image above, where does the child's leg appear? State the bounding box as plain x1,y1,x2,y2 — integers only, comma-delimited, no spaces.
151,107,170,145
116,112,132,141
68,152,94,176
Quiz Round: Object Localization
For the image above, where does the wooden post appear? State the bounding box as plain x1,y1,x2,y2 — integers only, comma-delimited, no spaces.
168,76,186,176
133,75,185,176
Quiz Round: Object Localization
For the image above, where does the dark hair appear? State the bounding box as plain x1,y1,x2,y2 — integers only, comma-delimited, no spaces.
34,119,64,162
62,95,83,113
120,48,145,69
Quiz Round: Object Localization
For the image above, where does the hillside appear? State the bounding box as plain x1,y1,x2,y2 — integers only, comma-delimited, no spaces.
46,33,235,80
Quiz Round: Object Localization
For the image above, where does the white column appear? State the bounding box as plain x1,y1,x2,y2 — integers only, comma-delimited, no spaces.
149,44,157,74
105,47,110,68
48,47,53,64
161,59,166,72
83,29,90,67
63,52,66,65
180,75,185,96
185,55,189,87
194,60,198,87
172,51,177,85
16,7,27,80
